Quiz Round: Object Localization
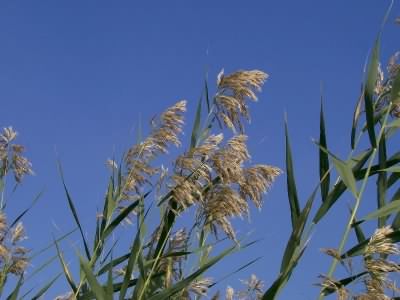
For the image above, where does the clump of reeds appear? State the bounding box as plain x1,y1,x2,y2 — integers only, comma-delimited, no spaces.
0,127,32,297
45,68,281,300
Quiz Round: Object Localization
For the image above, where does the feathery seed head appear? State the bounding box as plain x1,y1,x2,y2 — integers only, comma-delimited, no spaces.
225,286,234,300
123,100,186,195
190,277,213,296
215,70,268,132
365,226,399,256
211,135,249,184
11,222,26,244
239,165,281,208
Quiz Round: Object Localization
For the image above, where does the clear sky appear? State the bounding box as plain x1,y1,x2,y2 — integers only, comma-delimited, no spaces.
0,1,399,299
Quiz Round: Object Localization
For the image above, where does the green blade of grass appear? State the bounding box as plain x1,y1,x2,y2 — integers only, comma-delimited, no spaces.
209,256,263,288
10,189,43,228
357,199,400,223
147,241,253,300
364,41,379,148
30,228,77,260
190,91,203,149
332,156,358,198
313,149,373,223
351,89,363,149
6,276,23,300
284,117,300,228
348,206,366,243
319,99,330,202
363,0,393,148
391,76,400,105
377,134,388,227
262,243,308,300
31,273,62,300
58,161,91,261
342,228,400,258
101,198,140,241
280,185,318,273
80,279,141,300
25,255,58,282
54,237,78,294
79,254,106,300
119,211,146,300
321,271,367,296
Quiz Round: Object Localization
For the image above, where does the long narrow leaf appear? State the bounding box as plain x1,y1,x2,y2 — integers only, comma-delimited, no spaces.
358,199,400,222
342,228,400,258
148,241,256,300
284,117,300,228
190,93,203,149
351,88,363,149
31,273,62,300
377,134,388,227
319,100,330,202
54,237,77,294
313,149,373,223
10,189,43,228
58,162,91,260
331,156,358,199
363,0,393,148
79,255,106,300
6,276,23,300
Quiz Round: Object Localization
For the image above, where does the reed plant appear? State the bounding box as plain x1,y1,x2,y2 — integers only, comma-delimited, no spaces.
3,2,400,299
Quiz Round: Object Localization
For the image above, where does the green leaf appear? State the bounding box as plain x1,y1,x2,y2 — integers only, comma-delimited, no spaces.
80,279,140,300
204,77,210,113
54,237,77,294
363,0,393,148
281,186,317,273
10,189,43,228
31,273,62,300
351,88,364,149
148,241,255,300
190,93,203,149
285,117,300,228
319,99,330,202
386,118,400,128
363,38,379,149
79,255,106,300
58,161,91,260
342,228,400,258
119,210,146,300
331,156,358,198
6,276,23,300
377,134,388,227
25,255,58,282
321,271,367,296
263,243,308,300
313,149,373,223
30,228,77,260
381,166,400,173
101,198,140,241
209,256,262,288
359,199,400,222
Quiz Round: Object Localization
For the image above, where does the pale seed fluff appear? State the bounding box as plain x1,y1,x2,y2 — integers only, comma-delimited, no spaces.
211,135,250,184
225,286,234,300
189,277,213,296
123,100,186,194
365,226,399,256
239,165,281,209
215,70,268,132
11,222,26,244
318,274,348,300
0,127,17,144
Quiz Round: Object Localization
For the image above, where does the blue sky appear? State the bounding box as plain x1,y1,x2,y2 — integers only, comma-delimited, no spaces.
1,1,399,299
